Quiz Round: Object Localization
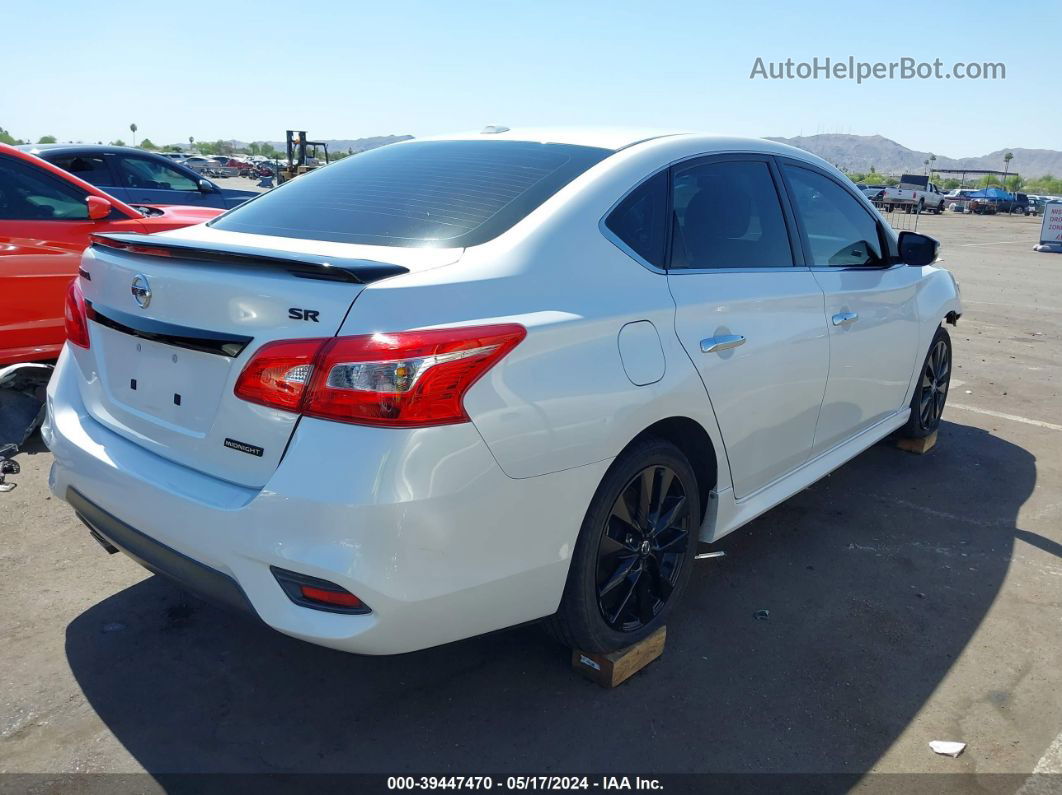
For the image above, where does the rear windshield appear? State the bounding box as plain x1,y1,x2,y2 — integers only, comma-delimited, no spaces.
209,140,611,247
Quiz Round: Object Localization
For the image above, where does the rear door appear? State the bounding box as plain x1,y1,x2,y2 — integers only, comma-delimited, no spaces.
666,155,830,498
780,161,920,454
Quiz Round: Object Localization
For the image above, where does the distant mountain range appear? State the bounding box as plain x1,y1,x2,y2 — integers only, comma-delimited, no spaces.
767,134,1062,178
175,132,1060,178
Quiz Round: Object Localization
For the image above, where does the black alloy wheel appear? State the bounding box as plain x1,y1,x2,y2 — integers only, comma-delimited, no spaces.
902,325,952,438
596,464,691,632
919,336,950,428
547,438,701,653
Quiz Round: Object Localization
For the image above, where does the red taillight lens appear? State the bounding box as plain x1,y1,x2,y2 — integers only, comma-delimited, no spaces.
233,337,327,411
64,279,91,349
233,324,526,427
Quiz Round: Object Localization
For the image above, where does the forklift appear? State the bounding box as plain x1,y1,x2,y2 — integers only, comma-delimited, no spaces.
277,130,330,184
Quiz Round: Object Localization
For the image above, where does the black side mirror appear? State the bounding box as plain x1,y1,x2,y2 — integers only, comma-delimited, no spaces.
198,178,215,193
897,231,939,266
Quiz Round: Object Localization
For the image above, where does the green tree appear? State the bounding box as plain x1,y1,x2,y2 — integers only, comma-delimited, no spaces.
0,127,24,145
138,137,157,150
1024,174,1062,195
129,122,138,147
110,139,126,147
37,135,57,144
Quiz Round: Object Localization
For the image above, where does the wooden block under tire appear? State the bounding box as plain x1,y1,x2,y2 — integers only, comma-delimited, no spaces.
896,430,938,454
572,626,666,688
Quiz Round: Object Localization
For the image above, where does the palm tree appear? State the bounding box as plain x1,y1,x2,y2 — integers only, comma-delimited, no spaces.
129,123,138,147
1003,152,1014,191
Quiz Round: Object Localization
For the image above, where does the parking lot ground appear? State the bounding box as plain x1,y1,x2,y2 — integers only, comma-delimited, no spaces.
1,213,1060,787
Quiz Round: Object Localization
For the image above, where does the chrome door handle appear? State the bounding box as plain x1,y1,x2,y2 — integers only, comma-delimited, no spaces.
832,311,859,326
700,334,746,353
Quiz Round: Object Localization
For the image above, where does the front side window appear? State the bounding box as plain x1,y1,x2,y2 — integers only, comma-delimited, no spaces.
116,157,198,192
210,140,611,247
669,160,793,269
605,170,667,267
47,153,113,187
783,165,885,267
0,156,89,220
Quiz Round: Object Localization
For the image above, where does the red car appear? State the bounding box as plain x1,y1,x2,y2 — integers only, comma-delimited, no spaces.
0,144,222,366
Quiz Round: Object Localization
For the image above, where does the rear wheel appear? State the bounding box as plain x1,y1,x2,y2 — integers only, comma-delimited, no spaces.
902,325,952,438
547,438,701,653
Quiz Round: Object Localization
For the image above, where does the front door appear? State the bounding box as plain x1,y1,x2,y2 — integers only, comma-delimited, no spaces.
667,156,830,499
780,163,921,454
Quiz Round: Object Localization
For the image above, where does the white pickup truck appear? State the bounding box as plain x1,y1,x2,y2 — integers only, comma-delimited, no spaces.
879,174,947,214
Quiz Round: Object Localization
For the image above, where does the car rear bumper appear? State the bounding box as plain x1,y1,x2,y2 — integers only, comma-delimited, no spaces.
43,348,610,654
70,488,260,618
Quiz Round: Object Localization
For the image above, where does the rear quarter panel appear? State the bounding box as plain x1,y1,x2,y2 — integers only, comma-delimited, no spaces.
335,144,731,483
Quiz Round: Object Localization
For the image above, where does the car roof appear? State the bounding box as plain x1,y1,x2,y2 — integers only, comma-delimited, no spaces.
414,127,686,151
408,127,837,167
17,143,172,158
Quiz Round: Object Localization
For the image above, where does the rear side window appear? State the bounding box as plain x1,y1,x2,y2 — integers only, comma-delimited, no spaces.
47,153,113,187
670,160,793,269
211,140,611,247
605,170,667,267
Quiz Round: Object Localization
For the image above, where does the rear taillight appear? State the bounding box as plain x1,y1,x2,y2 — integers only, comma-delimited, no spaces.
233,324,526,427
233,337,326,411
64,279,91,349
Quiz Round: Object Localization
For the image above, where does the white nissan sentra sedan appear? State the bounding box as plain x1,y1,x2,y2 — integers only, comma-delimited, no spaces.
44,128,961,655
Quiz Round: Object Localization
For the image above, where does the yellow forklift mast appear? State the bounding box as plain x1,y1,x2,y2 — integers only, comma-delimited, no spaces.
278,130,330,184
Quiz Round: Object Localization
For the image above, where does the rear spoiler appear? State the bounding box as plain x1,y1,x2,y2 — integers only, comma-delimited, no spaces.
90,233,409,284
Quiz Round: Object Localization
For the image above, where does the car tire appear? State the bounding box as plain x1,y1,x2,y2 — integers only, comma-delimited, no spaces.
546,437,701,653
901,325,952,439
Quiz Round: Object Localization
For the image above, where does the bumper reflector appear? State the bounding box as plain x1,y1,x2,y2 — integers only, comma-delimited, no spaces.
270,566,371,615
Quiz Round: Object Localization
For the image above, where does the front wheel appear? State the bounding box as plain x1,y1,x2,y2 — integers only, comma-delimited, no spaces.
902,325,952,438
547,438,701,653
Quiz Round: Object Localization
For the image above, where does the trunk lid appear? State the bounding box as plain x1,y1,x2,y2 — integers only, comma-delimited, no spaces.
75,227,460,488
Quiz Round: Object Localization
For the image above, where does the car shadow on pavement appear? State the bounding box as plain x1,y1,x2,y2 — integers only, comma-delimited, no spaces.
65,421,1034,777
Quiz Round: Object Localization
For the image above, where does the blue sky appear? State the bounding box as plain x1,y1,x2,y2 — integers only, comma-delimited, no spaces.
3,0,1056,157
